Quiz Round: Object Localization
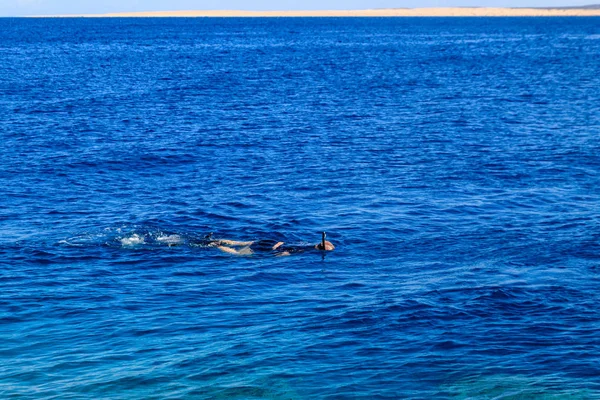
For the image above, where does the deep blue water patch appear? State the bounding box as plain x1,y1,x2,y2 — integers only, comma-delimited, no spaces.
1,17,600,399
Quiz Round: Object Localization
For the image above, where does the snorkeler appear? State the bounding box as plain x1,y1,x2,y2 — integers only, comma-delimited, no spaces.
214,232,335,256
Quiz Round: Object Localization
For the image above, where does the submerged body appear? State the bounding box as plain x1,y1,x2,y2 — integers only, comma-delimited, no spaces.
215,233,335,256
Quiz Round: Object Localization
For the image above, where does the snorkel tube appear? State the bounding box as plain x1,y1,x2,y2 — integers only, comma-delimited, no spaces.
321,232,326,250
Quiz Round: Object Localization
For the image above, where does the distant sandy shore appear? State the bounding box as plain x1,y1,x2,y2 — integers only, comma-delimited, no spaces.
29,8,600,18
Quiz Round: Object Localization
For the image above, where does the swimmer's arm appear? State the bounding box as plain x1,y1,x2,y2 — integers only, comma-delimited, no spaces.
218,245,254,256
218,240,254,246
272,242,284,250
217,246,241,255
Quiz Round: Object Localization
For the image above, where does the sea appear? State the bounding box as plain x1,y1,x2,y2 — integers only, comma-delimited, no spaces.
1,17,600,399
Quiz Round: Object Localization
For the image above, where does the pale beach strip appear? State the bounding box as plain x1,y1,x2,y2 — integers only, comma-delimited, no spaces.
28,7,600,18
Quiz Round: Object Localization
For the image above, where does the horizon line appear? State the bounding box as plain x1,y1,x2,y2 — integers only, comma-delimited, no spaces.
21,6,600,18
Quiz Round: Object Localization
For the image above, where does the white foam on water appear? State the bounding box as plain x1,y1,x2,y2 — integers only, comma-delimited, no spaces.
156,234,183,245
120,233,145,246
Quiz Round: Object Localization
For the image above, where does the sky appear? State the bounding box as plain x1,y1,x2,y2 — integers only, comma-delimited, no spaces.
0,0,596,16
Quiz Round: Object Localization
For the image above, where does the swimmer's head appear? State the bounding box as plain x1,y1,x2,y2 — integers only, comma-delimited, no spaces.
316,232,335,251
316,240,335,251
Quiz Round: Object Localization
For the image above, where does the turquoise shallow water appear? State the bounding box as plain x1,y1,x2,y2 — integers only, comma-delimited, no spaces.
1,17,600,399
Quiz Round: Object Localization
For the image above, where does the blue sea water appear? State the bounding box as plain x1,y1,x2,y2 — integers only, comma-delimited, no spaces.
1,16,600,399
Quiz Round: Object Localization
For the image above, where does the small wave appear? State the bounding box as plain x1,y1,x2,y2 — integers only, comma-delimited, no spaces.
57,239,84,247
60,225,221,251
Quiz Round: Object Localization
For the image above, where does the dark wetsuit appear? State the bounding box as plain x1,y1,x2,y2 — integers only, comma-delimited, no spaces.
193,238,221,247
251,240,313,255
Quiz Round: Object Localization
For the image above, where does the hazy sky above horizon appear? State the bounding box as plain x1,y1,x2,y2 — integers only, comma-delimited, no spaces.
0,0,596,16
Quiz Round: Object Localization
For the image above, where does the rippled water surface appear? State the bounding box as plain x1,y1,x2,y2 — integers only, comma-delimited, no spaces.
1,17,600,399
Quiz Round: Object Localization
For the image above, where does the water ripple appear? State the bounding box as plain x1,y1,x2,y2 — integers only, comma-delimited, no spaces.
1,17,600,399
